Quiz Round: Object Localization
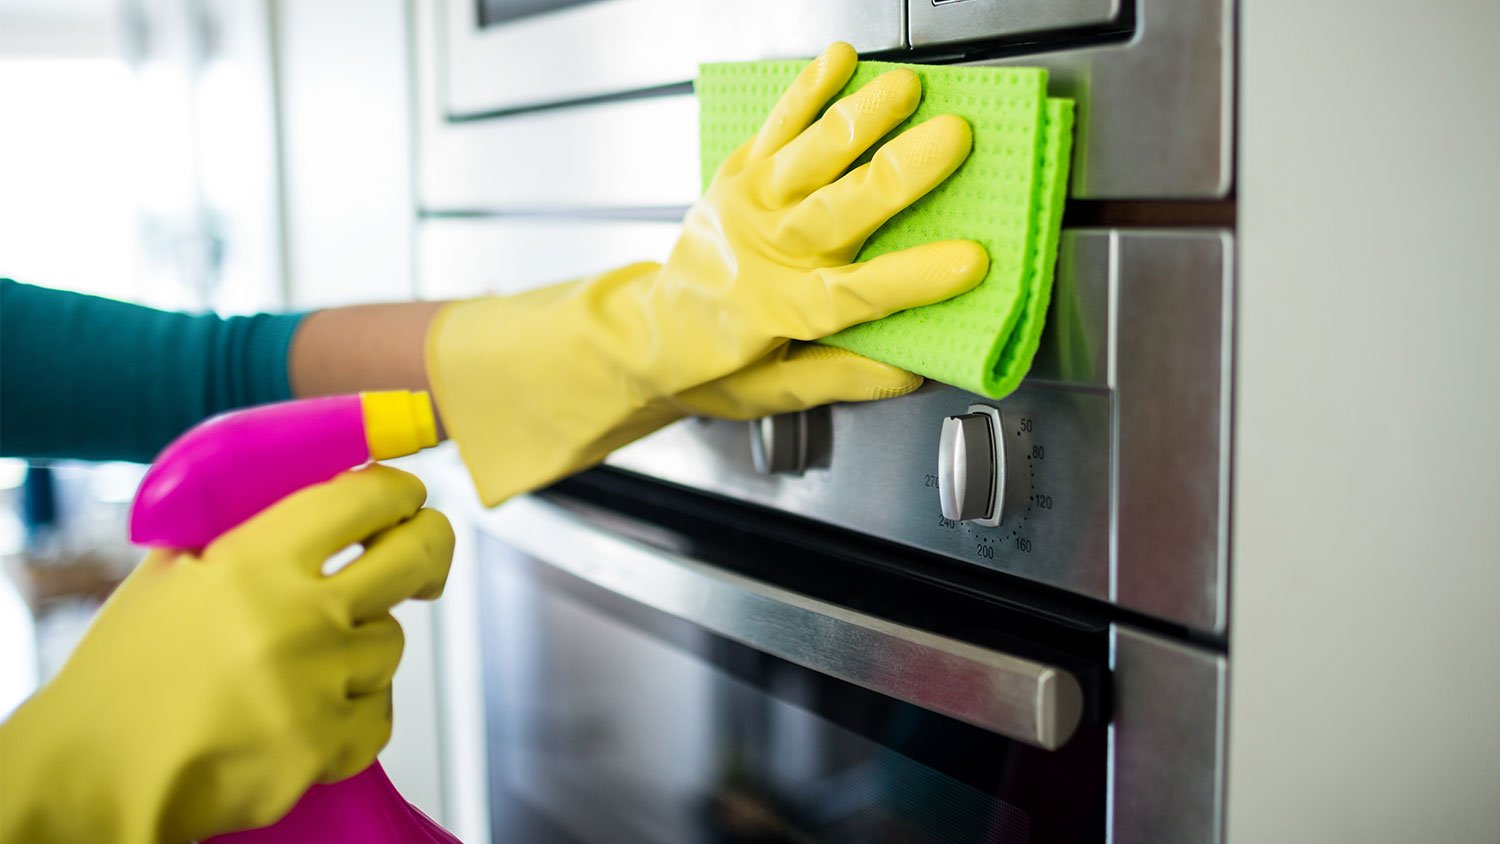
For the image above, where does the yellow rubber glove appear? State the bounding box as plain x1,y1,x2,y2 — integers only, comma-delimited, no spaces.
427,42,989,505
0,465,454,844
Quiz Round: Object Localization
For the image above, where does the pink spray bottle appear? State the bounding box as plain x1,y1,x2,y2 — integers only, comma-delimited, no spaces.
129,391,462,843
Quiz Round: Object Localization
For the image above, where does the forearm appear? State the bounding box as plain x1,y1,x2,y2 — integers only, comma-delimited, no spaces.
288,301,448,432
0,280,302,462
288,302,444,396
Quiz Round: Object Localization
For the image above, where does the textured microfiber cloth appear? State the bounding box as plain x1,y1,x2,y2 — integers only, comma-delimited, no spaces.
698,60,1074,399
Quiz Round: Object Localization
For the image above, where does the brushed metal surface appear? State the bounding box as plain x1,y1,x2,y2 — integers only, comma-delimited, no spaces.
1112,231,1233,632
911,0,1123,47
983,0,1233,198
442,0,905,117
481,495,1086,749
1032,230,1112,386
1110,625,1226,844
413,0,1232,209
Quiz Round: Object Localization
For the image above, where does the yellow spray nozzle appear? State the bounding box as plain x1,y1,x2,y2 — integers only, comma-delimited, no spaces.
360,390,439,460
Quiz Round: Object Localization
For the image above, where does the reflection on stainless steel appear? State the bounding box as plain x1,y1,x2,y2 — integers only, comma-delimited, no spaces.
986,0,1234,198
443,0,905,117
483,496,1087,750
1112,231,1232,633
1030,229,1111,385
1110,625,1226,844
911,0,1124,46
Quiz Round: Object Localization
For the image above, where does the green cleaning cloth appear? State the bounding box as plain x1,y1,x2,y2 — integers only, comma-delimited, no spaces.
697,60,1074,399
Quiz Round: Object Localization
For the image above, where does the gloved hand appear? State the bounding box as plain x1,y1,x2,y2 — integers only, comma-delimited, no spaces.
0,465,454,844
428,42,989,505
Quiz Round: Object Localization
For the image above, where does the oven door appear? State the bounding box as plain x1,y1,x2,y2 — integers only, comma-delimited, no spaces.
473,490,1113,843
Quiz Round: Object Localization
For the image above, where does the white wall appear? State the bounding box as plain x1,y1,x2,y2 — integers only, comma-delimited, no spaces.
273,0,415,308
1232,1,1500,841
271,0,446,823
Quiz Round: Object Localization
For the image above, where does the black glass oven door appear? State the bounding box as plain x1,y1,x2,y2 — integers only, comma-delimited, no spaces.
474,496,1107,843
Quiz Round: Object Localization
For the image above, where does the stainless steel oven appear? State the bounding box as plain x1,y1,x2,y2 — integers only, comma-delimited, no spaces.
418,213,1228,844
472,484,1223,844
414,2,1234,842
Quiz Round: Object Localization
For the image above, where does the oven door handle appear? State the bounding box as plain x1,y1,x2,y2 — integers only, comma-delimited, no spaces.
485,496,1085,751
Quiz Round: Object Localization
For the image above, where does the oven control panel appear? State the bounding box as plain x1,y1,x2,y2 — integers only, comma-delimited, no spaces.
611,381,1111,603
610,229,1231,635
920,387,1104,596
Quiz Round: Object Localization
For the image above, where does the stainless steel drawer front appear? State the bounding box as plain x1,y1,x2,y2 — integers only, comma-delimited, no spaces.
483,495,1087,750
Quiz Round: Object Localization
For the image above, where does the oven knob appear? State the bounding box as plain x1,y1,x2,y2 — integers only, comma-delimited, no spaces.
938,405,1005,527
749,412,808,475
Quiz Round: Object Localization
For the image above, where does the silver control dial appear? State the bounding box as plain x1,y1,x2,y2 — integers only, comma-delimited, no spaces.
749,412,809,475
937,405,1006,527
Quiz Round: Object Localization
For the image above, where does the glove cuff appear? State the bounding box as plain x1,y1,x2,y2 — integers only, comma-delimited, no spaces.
424,268,680,506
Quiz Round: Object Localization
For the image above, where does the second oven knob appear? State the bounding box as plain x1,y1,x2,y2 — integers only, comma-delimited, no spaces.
749,412,808,475
938,405,1006,527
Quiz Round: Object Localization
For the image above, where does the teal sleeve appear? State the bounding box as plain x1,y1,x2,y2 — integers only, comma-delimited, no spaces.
1,279,306,463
